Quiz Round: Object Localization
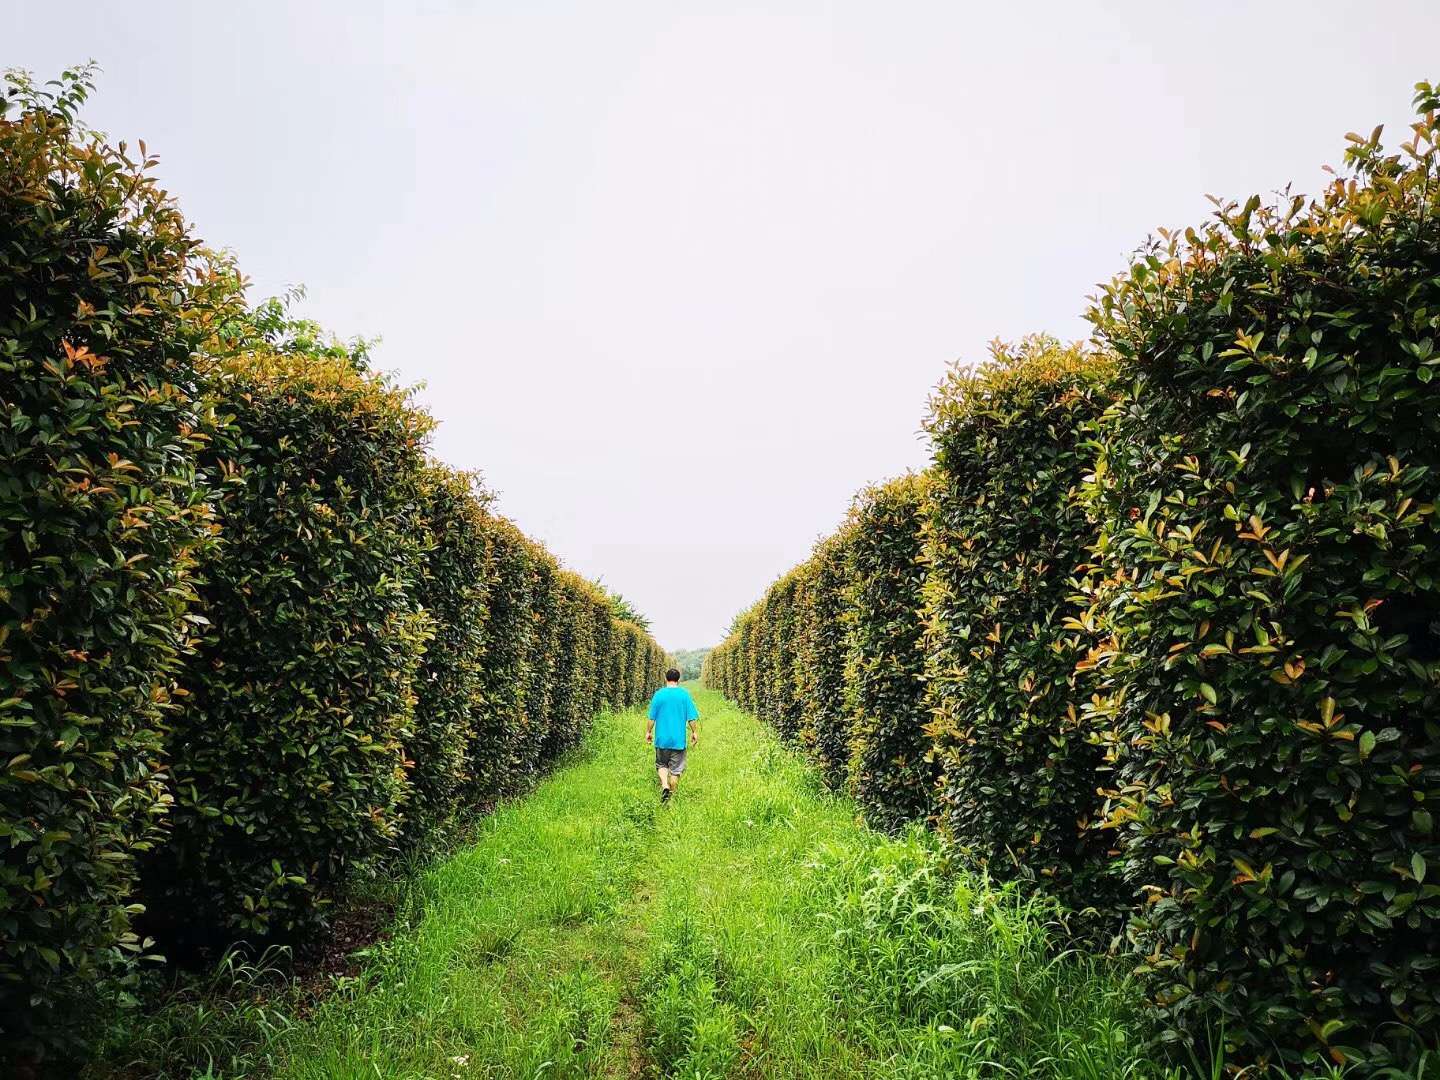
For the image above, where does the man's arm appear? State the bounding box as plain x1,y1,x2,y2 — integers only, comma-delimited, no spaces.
688,718,698,746
646,716,654,743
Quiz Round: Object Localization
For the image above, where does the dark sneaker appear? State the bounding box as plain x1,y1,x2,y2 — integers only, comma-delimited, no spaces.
661,788,672,804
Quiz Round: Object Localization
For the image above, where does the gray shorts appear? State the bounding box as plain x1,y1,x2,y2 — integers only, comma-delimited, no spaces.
655,747,687,775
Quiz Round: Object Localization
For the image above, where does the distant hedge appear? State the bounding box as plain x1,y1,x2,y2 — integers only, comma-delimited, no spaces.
704,476,937,835
406,465,492,844
541,572,596,762
465,516,533,806
845,475,936,832
1,70,666,1067
707,87,1440,1071
793,529,855,790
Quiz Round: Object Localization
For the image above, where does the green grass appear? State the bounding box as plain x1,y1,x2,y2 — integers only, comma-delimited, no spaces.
233,687,1173,1079
83,688,1440,1078
108,688,1372,1078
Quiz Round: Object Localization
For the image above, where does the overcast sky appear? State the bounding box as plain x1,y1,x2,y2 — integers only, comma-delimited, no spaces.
12,3,1438,648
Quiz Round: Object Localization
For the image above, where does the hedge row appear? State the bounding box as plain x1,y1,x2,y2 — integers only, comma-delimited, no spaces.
705,86,1440,1071
1,69,668,1063
705,474,935,832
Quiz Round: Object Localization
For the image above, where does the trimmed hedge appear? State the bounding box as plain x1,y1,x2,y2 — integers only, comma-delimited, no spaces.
707,88,1440,1072
405,465,492,845
622,622,645,709
707,572,806,747
923,338,1121,913
466,517,535,805
140,346,434,949
844,474,937,833
705,482,932,833
2,70,668,1066
0,68,224,1052
589,599,616,714
520,552,559,778
793,529,856,790
765,574,804,743
541,572,596,761
1079,90,1440,1069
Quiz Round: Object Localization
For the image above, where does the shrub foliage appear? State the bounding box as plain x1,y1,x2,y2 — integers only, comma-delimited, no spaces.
792,529,856,790
707,86,1440,1072
1,70,666,1065
844,475,937,832
1078,88,1440,1069
0,67,224,1050
923,338,1120,912
140,347,434,949
704,480,936,835
406,465,492,844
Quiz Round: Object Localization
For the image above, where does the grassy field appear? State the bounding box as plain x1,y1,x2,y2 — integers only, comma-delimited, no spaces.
191,685,1180,1080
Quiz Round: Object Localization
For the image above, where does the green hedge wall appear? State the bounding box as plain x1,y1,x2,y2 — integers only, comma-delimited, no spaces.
734,616,753,713
589,598,615,714
1,71,668,1065
623,622,646,708
0,69,224,1050
466,517,534,805
1078,90,1440,1069
704,486,930,832
140,348,432,950
541,572,594,761
406,466,492,845
766,575,804,743
844,474,937,833
520,553,559,778
793,529,856,790
924,338,1121,914
706,88,1440,1072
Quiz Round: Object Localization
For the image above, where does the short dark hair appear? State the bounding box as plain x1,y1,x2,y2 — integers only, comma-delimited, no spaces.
666,668,681,682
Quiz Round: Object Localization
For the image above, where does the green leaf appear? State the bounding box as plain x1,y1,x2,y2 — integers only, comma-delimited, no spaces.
1413,853,1427,884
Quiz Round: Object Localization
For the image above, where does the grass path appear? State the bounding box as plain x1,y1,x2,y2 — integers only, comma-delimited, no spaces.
272,688,1169,1080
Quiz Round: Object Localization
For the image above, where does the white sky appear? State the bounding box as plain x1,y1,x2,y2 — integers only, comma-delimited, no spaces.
11,2,1439,648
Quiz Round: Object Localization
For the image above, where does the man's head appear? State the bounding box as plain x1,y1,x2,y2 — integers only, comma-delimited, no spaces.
666,668,681,684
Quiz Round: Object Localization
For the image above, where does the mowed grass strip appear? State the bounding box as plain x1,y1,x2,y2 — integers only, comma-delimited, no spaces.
273,689,1175,1079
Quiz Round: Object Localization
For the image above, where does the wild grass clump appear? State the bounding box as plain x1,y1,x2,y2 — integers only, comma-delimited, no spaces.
825,834,1156,1079
85,947,296,1080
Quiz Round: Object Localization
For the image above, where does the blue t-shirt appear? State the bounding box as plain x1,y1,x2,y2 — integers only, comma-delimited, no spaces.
648,685,699,749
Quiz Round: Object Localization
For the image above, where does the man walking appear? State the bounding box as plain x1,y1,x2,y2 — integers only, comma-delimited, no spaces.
646,669,699,803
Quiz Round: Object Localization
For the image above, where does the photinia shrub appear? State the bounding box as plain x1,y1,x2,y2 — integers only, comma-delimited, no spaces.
588,593,615,715
1082,86,1440,1069
519,551,559,776
764,574,803,743
542,573,598,761
467,517,534,804
845,473,937,833
793,529,857,791
406,464,492,845
924,337,1122,915
141,345,433,951
0,67,226,1057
